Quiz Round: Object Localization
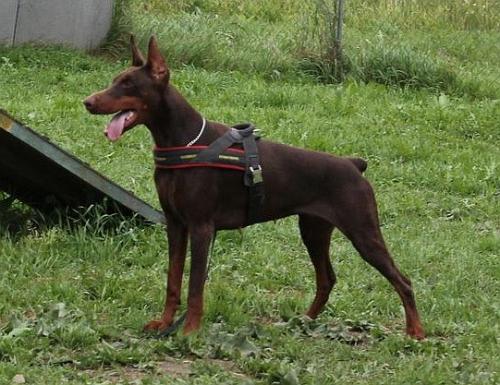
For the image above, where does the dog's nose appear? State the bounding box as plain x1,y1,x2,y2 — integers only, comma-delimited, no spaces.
83,97,95,111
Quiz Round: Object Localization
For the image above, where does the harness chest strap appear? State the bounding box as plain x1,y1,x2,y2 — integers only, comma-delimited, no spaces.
153,123,265,223
154,145,246,171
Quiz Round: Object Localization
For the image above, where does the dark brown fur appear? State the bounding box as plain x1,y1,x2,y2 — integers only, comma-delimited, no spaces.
84,36,425,339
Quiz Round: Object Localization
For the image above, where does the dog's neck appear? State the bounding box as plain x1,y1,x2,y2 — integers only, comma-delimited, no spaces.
146,85,215,148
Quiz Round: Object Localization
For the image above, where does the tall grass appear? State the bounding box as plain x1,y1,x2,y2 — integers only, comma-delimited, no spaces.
128,12,298,75
133,0,301,22
347,0,500,31
114,1,496,96
123,0,500,31
301,39,478,95
298,0,499,97
102,0,499,97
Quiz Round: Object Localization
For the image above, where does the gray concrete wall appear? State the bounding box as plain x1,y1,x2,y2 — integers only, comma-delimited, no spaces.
0,0,18,46
0,0,114,50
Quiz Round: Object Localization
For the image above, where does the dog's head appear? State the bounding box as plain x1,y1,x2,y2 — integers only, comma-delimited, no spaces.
83,36,169,141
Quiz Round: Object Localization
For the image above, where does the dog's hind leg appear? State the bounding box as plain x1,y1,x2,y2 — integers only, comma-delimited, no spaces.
299,214,336,319
144,218,188,333
336,182,425,339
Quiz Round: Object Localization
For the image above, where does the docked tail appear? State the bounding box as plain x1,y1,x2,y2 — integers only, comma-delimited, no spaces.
348,157,368,173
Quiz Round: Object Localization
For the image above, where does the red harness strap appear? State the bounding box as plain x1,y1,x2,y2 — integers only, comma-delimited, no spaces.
153,145,246,171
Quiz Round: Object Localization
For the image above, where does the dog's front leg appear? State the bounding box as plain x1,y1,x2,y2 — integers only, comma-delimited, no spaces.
144,218,188,332
183,222,214,335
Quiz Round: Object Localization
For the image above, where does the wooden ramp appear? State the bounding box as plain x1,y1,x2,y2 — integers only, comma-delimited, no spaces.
0,109,165,224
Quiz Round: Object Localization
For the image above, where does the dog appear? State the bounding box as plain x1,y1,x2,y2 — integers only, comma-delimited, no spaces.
83,36,425,339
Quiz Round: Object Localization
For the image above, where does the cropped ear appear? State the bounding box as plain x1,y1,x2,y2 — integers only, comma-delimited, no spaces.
146,36,169,82
130,35,145,67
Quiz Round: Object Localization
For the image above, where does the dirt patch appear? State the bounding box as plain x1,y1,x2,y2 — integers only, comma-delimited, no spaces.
80,359,190,384
158,357,250,380
206,358,249,380
82,366,149,384
82,356,250,383
157,357,193,377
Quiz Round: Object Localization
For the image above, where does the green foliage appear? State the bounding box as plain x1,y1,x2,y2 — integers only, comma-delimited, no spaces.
355,43,457,89
103,0,500,95
346,0,499,31
299,1,498,95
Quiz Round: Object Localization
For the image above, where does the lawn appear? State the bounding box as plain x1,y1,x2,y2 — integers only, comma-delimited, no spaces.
0,1,499,384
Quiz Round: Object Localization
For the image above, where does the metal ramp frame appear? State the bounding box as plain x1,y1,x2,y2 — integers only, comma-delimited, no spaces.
0,109,165,224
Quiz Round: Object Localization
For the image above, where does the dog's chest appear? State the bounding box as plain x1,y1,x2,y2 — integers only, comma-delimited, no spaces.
154,169,216,220
154,171,184,218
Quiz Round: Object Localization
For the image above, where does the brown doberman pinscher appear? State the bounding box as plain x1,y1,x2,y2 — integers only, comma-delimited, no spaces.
83,36,425,339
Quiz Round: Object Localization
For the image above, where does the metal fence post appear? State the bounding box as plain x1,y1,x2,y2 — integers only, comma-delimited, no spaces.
334,0,345,81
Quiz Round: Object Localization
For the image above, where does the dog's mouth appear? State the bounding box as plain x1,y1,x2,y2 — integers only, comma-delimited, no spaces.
105,110,138,141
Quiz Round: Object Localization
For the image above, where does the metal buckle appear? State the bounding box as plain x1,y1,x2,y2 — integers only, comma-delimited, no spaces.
249,165,263,184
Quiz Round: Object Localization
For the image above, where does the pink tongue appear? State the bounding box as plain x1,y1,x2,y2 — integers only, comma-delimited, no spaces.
106,112,128,141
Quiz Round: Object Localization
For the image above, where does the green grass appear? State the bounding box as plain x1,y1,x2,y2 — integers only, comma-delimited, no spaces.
0,1,499,384
103,0,500,97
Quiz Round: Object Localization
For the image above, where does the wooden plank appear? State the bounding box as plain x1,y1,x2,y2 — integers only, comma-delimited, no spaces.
0,109,165,224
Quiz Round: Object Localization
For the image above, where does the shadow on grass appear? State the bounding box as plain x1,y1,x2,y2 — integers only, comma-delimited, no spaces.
0,195,149,240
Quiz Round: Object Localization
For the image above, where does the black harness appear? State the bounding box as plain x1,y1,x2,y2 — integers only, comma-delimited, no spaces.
153,123,265,223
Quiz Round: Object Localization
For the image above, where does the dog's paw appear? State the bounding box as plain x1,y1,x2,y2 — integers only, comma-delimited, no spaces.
143,319,172,333
182,319,201,336
407,325,426,340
